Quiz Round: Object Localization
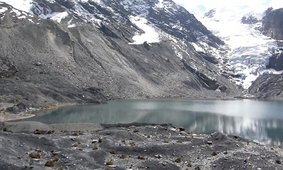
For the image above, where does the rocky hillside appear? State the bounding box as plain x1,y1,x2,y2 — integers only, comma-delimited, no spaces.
0,0,241,112
249,74,283,99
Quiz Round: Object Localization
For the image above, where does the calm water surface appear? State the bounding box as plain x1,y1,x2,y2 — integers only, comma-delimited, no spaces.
30,99,283,146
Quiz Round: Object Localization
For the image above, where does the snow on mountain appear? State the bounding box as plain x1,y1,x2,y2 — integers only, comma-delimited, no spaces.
187,5,283,89
0,0,33,12
129,16,160,44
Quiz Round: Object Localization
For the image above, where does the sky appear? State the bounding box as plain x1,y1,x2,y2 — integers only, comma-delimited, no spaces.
173,0,283,17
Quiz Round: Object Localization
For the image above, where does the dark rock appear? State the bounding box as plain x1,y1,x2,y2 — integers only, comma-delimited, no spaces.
211,152,217,156
267,52,283,71
45,160,55,167
29,152,41,159
138,155,146,160
105,160,114,165
174,158,182,163
262,8,283,40
6,103,29,113
241,15,258,25
249,74,283,99
204,9,216,18
207,141,213,145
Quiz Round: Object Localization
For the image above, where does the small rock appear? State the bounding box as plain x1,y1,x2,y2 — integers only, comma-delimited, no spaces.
110,150,117,154
98,138,103,143
51,150,61,156
29,152,40,159
138,156,146,160
72,143,79,147
33,129,47,135
179,128,185,131
119,154,128,159
45,160,54,167
223,151,228,154
34,62,42,66
53,156,59,162
276,159,281,164
129,141,135,146
154,155,162,159
92,146,98,150
47,130,55,134
213,164,217,167
207,141,213,145
174,158,182,163
195,166,201,170
105,160,114,166
211,152,217,156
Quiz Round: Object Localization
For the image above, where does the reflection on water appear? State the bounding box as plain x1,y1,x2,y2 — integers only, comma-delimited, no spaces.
29,99,283,146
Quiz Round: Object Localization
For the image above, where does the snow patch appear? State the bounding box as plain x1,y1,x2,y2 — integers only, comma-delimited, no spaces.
40,11,68,23
192,43,205,52
68,24,76,28
129,16,160,45
0,6,7,13
1,0,33,12
50,12,68,23
156,0,164,8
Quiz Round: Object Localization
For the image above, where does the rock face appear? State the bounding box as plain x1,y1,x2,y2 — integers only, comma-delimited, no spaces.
249,74,283,99
267,49,283,71
1,122,283,170
0,0,240,110
262,8,283,40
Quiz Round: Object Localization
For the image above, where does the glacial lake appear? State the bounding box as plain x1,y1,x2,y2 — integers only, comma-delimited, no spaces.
29,99,283,146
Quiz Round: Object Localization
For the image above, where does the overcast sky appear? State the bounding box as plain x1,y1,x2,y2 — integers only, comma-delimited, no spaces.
173,0,283,17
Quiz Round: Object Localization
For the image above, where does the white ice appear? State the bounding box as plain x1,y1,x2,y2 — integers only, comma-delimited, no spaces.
129,16,160,45
0,0,33,12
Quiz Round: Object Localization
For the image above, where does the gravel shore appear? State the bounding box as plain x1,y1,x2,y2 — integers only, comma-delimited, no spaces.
0,122,283,170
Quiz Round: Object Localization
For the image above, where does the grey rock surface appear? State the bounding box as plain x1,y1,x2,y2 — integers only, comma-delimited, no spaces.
262,8,283,40
249,74,283,99
0,122,283,170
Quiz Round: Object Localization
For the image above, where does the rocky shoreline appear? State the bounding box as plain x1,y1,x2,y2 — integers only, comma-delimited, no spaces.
0,121,283,170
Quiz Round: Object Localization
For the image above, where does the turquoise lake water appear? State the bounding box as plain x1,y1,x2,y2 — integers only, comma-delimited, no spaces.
29,99,283,146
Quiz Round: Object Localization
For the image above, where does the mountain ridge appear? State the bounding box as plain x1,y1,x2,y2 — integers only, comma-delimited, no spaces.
0,0,240,113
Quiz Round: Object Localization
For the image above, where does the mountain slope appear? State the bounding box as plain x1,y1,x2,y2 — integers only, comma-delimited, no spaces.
0,0,240,112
